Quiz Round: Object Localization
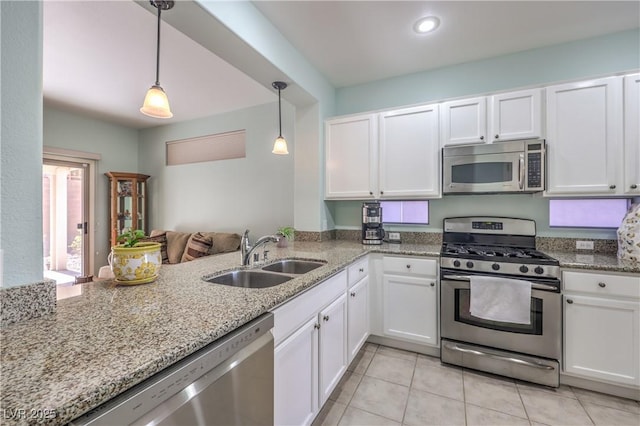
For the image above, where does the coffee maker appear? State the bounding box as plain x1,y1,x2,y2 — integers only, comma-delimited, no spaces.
362,202,385,245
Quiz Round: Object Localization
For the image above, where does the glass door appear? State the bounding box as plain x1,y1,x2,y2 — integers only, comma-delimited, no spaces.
42,159,90,285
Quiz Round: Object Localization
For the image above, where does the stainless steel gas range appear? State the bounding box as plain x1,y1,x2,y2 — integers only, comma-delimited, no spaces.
440,217,561,387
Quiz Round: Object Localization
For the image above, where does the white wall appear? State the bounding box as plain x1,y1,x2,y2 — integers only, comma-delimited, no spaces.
0,1,44,287
138,101,295,239
43,105,139,271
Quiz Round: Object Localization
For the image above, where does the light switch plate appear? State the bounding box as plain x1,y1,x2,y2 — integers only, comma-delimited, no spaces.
576,240,594,250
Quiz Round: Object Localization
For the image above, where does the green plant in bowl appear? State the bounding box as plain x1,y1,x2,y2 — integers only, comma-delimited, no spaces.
116,229,147,247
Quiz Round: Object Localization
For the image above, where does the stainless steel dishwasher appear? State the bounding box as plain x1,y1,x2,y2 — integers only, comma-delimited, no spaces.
71,313,274,426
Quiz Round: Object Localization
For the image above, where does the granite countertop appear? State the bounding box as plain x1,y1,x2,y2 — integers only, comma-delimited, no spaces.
0,241,440,425
0,240,635,425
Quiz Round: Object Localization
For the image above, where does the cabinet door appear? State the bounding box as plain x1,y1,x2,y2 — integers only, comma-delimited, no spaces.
564,294,640,386
274,317,319,426
379,104,440,198
624,74,640,195
383,274,438,345
546,76,623,195
441,97,487,146
325,114,378,199
347,277,370,363
490,89,542,142
318,293,348,405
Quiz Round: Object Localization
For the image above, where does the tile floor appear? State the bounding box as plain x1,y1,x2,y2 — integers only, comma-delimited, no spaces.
312,343,640,426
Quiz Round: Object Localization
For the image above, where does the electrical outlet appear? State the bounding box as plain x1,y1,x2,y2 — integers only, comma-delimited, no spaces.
576,240,594,250
388,232,401,241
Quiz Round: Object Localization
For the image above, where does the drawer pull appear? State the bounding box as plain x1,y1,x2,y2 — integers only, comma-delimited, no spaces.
430,282,435,287
314,323,320,330
350,292,356,297
359,268,364,273
323,315,330,322
406,264,411,269
567,299,574,304
631,184,638,189
598,282,606,288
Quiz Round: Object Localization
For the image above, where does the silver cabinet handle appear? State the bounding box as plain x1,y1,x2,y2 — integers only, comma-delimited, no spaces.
598,282,606,288
631,184,638,189
406,264,411,269
314,323,320,330
567,299,574,304
495,134,499,139
350,292,356,297
609,184,616,189
480,136,485,140
430,282,435,287
323,315,330,322
359,268,364,272
443,342,555,370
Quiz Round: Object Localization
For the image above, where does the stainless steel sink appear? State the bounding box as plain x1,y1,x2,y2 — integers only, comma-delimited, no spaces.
262,259,326,274
206,270,292,288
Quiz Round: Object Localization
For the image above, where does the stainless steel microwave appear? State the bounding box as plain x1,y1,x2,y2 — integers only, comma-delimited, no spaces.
443,139,545,194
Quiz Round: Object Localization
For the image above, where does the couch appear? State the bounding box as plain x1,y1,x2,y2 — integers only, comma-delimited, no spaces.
147,230,242,264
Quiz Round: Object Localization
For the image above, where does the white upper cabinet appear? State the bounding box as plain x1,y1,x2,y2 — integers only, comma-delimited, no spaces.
489,88,543,142
624,73,640,195
325,114,378,199
379,104,441,198
545,76,623,195
440,96,487,146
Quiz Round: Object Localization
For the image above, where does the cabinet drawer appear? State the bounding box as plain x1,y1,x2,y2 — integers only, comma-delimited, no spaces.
564,271,640,299
272,270,347,346
348,257,369,287
383,256,437,276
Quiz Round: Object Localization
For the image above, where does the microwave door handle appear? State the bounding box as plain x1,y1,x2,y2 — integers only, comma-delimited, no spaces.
518,153,525,190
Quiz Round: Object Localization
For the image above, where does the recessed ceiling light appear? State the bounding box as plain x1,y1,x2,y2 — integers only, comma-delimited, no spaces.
414,16,440,34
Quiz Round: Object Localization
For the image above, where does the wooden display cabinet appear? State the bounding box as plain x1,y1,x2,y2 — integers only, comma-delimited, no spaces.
106,172,150,247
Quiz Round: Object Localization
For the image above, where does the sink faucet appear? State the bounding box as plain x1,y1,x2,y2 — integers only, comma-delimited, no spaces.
241,229,280,266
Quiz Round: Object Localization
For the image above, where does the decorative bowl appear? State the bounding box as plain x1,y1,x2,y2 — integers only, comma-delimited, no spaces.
109,242,162,285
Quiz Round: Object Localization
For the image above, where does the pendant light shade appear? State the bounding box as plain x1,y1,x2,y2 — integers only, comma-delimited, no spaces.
272,81,289,155
140,1,174,119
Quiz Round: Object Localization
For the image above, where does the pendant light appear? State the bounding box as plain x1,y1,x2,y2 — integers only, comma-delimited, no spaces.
272,81,289,155
140,0,174,119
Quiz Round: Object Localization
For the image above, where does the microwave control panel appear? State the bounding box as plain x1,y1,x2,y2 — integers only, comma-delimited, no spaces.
527,152,542,188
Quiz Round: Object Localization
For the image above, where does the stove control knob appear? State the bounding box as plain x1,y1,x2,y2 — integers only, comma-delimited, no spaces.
466,261,474,268
519,265,529,273
534,266,544,275
453,260,461,267
491,263,500,271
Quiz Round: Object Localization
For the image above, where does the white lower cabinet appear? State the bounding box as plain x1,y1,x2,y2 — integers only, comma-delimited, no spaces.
563,270,640,387
273,270,349,425
347,276,370,363
319,294,347,405
381,256,439,346
274,317,318,426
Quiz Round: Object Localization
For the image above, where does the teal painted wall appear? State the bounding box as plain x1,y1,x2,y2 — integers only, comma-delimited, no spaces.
327,29,640,239
335,29,639,116
137,101,295,239
1,2,44,287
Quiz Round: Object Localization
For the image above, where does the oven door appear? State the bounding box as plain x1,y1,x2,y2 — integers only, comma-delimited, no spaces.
443,152,524,193
440,274,561,360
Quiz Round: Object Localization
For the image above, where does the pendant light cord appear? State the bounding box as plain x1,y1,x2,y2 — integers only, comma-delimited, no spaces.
155,5,161,86
278,87,283,137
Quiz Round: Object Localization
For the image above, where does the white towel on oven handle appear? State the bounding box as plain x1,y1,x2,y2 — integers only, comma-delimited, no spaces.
469,275,532,325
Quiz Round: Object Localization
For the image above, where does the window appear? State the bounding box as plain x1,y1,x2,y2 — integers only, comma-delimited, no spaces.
380,201,429,224
549,199,630,228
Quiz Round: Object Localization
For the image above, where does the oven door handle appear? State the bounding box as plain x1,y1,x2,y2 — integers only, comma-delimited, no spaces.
443,342,555,370
441,274,558,292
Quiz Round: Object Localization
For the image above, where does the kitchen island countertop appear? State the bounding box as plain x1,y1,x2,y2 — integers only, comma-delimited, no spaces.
0,240,635,425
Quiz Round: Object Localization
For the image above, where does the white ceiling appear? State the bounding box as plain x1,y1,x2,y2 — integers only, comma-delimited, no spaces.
43,1,639,129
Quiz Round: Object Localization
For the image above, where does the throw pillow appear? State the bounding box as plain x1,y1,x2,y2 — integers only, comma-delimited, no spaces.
140,233,169,264
181,232,213,262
